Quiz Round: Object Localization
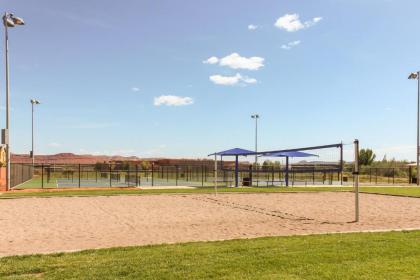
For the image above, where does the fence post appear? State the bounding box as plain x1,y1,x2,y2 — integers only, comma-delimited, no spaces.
127,166,130,187
201,165,204,187
256,166,259,187
21,164,24,187
176,165,178,186
205,165,208,183
136,164,139,187
249,165,253,187
186,166,189,182
375,168,378,185
109,164,112,188
271,166,274,186
151,163,154,186
393,168,395,185
78,164,81,188
41,163,44,189
312,167,315,185
409,166,412,184
292,169,295,186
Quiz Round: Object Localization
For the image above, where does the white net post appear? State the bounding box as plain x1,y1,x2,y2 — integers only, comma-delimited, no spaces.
354,139,360,222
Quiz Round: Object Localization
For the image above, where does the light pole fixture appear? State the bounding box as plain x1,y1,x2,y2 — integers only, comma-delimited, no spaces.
30,99,40,166
409,71,420,186
3,12,25,191
251,114,260,167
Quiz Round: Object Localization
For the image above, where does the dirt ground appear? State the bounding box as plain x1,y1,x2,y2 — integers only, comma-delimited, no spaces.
1,192,419,257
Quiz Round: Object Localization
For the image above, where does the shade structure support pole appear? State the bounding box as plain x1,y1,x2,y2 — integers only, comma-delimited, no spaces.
235,155,239,188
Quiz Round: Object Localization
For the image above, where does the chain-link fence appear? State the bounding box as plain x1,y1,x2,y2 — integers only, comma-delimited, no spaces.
10,163,415,189
10,163,34,188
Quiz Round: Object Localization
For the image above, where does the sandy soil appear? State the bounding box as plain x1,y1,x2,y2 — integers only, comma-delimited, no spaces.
1,192,419,257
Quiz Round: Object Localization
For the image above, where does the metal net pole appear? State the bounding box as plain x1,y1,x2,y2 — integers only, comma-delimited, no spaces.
354,139,360,222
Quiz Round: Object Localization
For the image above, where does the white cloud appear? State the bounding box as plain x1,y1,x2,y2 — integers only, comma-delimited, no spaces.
48,142,61,148
154,95,194,106
248,24,258,30
131,87,140,92
305,16,323,28
313,17,323,23
241,76,257,84
275,14,303,32
203,53,264,71
203,56,219,64
209,73,257,86
219,53,264,70
274,13,322,32
281,40,301,50
210,74,241,86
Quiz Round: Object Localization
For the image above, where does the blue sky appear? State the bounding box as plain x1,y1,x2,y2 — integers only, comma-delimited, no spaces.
1,0,419,160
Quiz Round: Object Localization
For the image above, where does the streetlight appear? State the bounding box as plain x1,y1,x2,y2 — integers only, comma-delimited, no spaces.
409,71,420,186
30,99,40,167
3,12,25,190
251,114,260,167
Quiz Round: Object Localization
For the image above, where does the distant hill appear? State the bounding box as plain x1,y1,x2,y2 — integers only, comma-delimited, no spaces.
11,153,142,164
11,153,242,167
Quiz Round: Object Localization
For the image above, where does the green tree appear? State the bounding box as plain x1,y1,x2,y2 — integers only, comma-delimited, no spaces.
94,162,109,171
359,149,376,166
273,161,281,169
140,161,151,170
262,160,272,169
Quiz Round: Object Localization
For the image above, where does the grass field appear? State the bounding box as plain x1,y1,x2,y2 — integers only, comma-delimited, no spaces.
1,231,419,279
2,186,420,199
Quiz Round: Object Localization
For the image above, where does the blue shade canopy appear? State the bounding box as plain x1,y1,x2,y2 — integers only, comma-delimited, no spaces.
262,151,318,158
208,148,255,156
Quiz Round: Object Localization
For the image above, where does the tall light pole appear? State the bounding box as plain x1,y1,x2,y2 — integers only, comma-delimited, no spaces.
409,71,420,186
3,12,25,190
251,114,260,167
31,99,40,166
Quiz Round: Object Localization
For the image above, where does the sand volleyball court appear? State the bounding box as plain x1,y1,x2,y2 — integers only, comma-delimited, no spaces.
1,192,420,257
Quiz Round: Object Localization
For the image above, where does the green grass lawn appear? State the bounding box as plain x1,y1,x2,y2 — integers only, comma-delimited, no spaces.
360,187,420,197
14,177,57,189
1,231,419,279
